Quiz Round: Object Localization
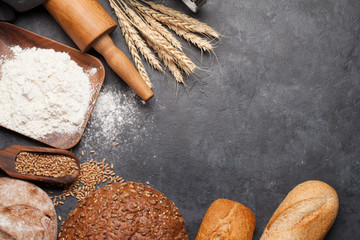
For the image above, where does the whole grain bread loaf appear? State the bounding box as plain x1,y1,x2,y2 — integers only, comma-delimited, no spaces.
196,199,256,240
260,180,339,240
59,181,189,239
0,177,58,240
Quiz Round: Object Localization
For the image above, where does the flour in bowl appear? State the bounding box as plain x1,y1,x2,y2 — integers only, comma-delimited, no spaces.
0,46,92,139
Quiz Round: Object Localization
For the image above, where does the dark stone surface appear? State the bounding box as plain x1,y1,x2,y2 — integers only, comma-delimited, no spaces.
1,0,359,239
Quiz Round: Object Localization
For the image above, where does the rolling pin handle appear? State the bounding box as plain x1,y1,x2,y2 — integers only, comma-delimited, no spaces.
92,34,154,101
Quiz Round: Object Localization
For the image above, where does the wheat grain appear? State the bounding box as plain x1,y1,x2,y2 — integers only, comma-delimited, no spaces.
142,0,219,38
51,157,123,206
15,152,78,178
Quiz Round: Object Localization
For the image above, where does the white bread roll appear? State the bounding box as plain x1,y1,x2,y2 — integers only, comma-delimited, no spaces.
196,199,256,240
260,180,339,240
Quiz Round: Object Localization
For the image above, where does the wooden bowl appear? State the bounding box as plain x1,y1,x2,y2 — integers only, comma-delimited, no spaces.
0,22,105,149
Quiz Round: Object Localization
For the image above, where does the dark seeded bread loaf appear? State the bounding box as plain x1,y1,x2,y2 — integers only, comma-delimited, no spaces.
196,199,256,240
260,180,339,240
0,177,57,240
59,181,189,239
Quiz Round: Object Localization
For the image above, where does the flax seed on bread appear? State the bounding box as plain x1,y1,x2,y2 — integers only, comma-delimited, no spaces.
59,181,189,239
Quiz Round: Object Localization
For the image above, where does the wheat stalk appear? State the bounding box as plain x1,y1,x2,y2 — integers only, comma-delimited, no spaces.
141,11,183,51
130,0,212,52
127,0,182,50
142,0,219,38
170,25,213,52
133,2,185,32
123,2,196,75
110,0,152,87
145,35,183,83
167,60,183,83
110,0,163,73
120,19,152,87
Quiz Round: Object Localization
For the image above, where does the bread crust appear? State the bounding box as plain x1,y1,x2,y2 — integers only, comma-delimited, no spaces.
59,181,189,239
260,180,339,240
196,199,256,240
0,177,58,240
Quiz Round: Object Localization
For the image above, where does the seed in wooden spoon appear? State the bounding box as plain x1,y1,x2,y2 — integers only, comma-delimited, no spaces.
15,152,78,178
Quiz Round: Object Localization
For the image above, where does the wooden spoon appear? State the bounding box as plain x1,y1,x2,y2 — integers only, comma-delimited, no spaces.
0,22,105,149
0,145,80,185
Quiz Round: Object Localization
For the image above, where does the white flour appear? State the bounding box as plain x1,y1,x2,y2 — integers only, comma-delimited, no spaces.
91,89,138,135
0,46,92,139
80,86,152,152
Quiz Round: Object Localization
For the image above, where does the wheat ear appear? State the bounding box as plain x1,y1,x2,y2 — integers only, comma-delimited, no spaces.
146,35,183,83
118,20,151,85
110,0,163,73
167,60,183,84
131,1,212,52
124,3,196,75
122,28,152,88
142,0,219,38
127,0,182,50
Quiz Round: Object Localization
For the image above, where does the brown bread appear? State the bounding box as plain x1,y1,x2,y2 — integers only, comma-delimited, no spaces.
0,177,57,240
260,180,339,240
59,181,188,239
196,199,256,240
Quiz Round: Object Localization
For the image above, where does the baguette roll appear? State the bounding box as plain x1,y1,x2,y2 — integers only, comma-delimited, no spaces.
260,180,339,240
196,199,256,240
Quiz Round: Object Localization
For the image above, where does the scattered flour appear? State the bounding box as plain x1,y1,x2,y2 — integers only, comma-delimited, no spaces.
80,86,149,151
0,46,92,139
91,89,138,135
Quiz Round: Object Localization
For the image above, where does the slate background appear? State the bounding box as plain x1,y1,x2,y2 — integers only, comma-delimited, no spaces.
0,0,359,239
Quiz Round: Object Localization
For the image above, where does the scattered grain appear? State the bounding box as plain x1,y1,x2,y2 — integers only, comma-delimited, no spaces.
51,157,123,206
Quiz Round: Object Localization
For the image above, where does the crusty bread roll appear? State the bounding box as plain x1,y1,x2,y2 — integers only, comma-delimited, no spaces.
260,180,339,240
196,199,256,240
0,177,58,240
59,181,189,239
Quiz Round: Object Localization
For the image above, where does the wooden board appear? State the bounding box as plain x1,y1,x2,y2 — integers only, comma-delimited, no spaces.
0,22,105,149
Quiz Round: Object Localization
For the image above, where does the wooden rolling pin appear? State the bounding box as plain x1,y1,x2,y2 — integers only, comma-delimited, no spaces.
44,0,153,101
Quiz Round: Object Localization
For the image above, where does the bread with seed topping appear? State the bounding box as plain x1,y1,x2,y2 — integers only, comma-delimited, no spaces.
196,199,256,240
260,180,339,240
59,181,189,239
